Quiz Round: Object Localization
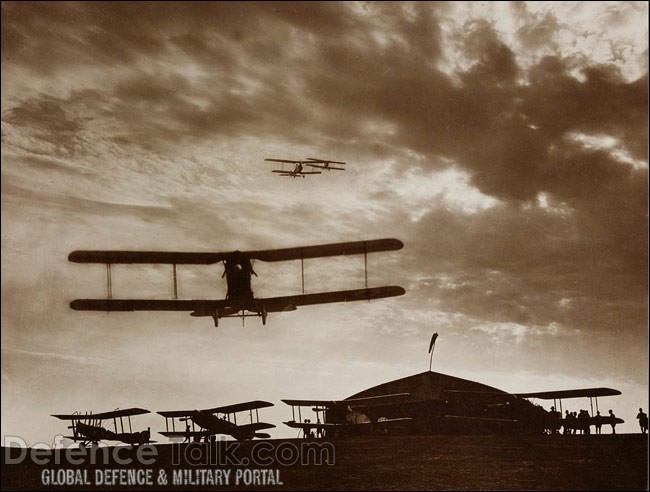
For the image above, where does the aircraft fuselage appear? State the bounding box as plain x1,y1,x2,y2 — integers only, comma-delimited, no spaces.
223,252,256,310
191,411,250,439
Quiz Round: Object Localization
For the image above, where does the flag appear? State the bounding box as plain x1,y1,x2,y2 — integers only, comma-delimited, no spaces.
428,332,438,354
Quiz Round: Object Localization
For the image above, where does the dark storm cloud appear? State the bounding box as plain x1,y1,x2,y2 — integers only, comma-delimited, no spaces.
3,1,646,305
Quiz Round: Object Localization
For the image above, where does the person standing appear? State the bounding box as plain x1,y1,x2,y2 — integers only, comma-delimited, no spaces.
594,411,602,435
608,409,617,434
636,408,648,434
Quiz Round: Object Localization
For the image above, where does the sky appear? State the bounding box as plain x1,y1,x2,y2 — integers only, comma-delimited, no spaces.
1,1,648,445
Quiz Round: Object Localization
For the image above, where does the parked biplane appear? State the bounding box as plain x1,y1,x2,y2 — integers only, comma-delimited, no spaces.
158,400,274,442
282,393,414,438
515,388,624,433
52,408,152,447
68,238,405,326
264,158,322,178
284,371,625,436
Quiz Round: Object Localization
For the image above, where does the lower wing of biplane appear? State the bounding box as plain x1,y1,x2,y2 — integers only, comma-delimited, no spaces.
158,400,275,441
68,238,405,326
52,408,153,446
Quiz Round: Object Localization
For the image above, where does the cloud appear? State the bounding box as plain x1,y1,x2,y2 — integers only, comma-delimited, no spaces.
1,2,647,443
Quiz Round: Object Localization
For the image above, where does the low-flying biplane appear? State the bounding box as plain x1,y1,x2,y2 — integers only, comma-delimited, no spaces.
158,400,274,442
303,157,346,171
282,393,414,438
68,238,405,326
52,408,153,447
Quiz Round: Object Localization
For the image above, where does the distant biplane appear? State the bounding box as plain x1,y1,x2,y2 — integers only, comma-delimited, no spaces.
52,408,152,447
264,157,345,177
303,157,346,171
68,238,405,326
158,400,274,442
282,393,414,438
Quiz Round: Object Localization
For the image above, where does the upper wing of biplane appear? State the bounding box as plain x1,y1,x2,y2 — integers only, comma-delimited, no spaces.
282,399,338,408
52,408,150,420
343,393,413,407
203,400,274,415
68,238,403,264
282,393,412,409
514,388,622,399
264,158,305,164
307,158,346,164
157,409,196,419
158,401,273,419
248,238,403,262
305,158,346,170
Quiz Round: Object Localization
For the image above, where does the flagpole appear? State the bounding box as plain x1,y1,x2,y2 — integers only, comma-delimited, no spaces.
428,332,438,372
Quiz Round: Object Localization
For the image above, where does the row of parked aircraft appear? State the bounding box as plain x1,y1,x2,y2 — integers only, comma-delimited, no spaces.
52,385,624,447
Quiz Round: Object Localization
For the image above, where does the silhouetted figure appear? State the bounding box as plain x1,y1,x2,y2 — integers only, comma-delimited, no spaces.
184,423,191,443
594,411,602,434
566,411,577,435
608,410,617,434
303,419,312,439
577,409,590,434
636,408,648,434
549,406,561,434
563,410,571,434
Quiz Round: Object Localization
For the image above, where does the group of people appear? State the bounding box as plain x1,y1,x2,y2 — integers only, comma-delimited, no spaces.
552,407,648,435
545,406,619,435
302,419,324,439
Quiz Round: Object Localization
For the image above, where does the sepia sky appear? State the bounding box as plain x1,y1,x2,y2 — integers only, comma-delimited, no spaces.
2,2,648,444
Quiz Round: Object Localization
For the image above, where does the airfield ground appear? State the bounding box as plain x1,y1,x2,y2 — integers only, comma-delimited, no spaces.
2,434,647,491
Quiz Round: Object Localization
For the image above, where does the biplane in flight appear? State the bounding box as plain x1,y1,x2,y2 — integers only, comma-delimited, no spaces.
51,408,152,447
303,157,346,171
264,158,322,178
282,393,414,438
68,238,405,326
158,400,274,442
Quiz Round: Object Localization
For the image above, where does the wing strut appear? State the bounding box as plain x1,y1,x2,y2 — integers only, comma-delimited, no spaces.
173,264,178,299
301,256,305,294
364,243,368,289
106,264,112,298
